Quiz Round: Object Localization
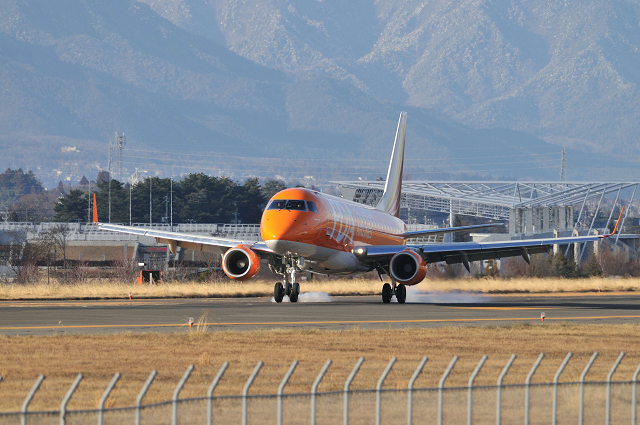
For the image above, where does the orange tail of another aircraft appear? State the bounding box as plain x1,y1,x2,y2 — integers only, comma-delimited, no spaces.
376,112,407,218
92,193,98,223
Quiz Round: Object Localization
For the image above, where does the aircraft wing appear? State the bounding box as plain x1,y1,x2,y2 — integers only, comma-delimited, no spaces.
98,223,275,257
402,223,502,239
353,234,606,271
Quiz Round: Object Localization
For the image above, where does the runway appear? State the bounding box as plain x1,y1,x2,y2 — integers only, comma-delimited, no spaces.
1,292,640,335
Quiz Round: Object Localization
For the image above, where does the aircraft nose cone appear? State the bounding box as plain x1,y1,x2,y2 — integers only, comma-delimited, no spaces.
261,216,291,242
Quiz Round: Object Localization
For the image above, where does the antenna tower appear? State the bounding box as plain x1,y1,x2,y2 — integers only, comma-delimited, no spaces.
113,132,126,181
559,148,567,182
130,169,143,185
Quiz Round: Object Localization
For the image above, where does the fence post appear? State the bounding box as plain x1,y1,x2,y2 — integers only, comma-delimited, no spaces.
578,352,598,425
407,356,428,425
242,361,263,425
552,352,572,425
207,362,229,425
278,360,298,425
311,359,332,425
606,352,625,425
632,361,640,425
376,357,397,425
60,373,83,425
135,370,157,425
344,357,364,425
172,364,194,425
21,374,45,425
98,372,120,425
438,356,458,425
524,353,544,425
496,354,516,425
468,355,487,425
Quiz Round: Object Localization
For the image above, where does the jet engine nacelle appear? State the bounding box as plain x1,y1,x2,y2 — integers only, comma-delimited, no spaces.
389,249,427,286
222,245,260,281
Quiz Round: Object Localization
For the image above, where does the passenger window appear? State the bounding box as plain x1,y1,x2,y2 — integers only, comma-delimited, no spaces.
286,200,307,211
268,200,287,210
307,201,319,213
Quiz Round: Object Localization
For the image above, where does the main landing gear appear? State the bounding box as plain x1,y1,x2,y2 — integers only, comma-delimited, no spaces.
273,258,300,303
382,279,406,304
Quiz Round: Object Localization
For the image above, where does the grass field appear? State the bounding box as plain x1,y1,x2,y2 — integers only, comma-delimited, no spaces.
1,323,639,412
0,276,638,301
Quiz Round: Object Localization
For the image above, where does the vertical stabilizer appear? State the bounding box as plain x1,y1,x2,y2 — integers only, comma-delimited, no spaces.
92,193,98,223
376,112,407,217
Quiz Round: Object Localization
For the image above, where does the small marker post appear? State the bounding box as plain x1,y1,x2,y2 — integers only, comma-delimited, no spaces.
129,292,132,300
541,312,545,322
188,317,194,328
598,286,601,293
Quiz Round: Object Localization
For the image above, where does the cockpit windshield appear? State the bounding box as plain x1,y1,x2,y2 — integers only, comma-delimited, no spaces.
267,199,308,211
267,200,287,210
286,200,306,210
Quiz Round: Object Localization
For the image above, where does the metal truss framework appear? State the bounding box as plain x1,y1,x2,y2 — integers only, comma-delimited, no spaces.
334,181,639,221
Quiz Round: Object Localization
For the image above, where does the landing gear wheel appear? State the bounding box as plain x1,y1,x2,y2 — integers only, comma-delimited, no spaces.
382,283,392,304
396,284,406,304
285,282,292,296
274,282,284,303
290,283,300,303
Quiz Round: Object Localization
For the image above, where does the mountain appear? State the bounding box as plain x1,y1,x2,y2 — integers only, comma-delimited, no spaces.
144,0,640,159
0,0,636,188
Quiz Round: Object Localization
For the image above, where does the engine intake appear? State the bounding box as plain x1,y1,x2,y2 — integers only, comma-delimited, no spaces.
222,245,260,281
389,250,427,286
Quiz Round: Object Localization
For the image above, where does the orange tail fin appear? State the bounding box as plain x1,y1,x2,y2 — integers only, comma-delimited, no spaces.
92,193,98,223
610,205,625,236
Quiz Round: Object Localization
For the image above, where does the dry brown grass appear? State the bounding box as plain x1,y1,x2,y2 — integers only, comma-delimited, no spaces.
0,278,380,300
1,323,639,412
1,276,639,300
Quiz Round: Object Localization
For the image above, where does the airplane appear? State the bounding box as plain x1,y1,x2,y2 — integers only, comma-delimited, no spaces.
97,112,619,303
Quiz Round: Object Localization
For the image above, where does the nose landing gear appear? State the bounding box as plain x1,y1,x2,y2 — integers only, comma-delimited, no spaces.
273,258,301,303
382,279,406,304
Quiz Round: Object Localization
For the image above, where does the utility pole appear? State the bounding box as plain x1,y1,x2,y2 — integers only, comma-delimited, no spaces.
108,141,114,223
129,179,132,226
149,176,152,225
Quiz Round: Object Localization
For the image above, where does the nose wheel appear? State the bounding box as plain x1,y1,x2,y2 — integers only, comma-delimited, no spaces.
273,263,300,303
274,282,284,303
382,281,406,304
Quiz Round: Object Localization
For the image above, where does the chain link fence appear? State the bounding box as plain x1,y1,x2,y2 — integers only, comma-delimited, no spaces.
2,352,640,424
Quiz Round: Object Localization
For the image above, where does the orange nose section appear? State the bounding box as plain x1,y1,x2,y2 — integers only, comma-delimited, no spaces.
261,211,292,241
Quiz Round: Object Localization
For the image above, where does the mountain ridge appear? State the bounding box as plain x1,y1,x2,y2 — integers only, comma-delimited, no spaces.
1,0,637,187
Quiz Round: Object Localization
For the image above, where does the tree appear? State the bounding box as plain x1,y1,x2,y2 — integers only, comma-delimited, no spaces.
95,179,129,223
53,189,88,222
261,179,286,200
236,178,265,223
8,192,58,222
41,224,72,282
130,177,175,223
178,174,236,223
0,168,45,209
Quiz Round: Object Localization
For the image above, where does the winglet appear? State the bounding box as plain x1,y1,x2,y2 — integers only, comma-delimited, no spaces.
605,206,625,238
376,112,407,218
92,193,98,223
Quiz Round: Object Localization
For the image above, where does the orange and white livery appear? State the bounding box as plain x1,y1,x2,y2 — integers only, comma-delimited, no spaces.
99,112,616,303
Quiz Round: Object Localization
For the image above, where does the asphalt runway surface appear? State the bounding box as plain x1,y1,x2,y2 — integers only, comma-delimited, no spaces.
1,292,640,335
